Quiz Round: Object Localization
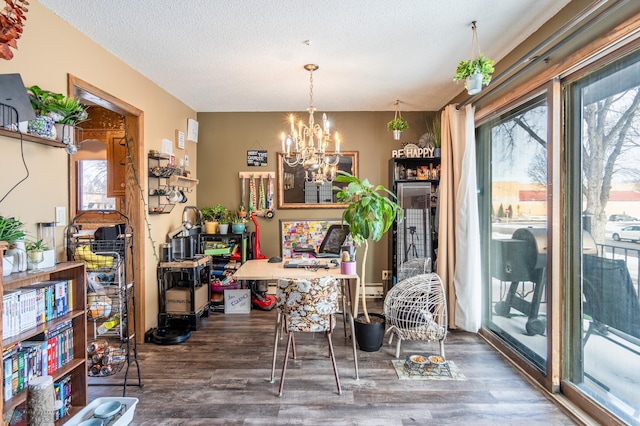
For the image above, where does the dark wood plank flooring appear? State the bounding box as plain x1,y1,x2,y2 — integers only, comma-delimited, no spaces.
88,303,577,425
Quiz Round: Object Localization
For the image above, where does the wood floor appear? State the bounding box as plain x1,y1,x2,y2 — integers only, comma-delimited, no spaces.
88,303,578,425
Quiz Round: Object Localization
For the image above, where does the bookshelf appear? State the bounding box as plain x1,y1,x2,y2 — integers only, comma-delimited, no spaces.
1,260,88,424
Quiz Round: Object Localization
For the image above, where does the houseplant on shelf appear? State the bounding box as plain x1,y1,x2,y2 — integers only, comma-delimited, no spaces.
431,114,442,157
25,239,48,273
231,212,246,234
334,171,402,351
25,85,58,138
0,215,26,276
48,95,88,145
201,204,226,234
452,53,495,95
217,208,231,235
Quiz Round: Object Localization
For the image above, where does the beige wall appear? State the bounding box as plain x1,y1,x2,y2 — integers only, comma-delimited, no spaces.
1,1,198,330
196,111,436,284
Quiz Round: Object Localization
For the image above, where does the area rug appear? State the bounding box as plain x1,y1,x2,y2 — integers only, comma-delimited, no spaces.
391,359,467,381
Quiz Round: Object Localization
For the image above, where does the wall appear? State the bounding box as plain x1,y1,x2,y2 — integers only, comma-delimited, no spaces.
0,1,198,329
196,111,437,286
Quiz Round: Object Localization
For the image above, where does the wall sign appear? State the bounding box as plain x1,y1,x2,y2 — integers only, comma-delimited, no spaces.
392,143,435,158
247,150,268,166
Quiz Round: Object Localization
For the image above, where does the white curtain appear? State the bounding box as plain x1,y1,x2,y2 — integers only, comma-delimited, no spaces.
436,104,481,332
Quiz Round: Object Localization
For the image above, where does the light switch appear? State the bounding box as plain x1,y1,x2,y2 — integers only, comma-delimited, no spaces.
184,154,189,166
55,206,66,226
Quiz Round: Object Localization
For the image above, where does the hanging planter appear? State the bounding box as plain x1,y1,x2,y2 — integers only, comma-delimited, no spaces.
453,21,495,95
387,100,408,141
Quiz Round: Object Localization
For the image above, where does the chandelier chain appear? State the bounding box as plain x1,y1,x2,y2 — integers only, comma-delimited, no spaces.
309,69,314,107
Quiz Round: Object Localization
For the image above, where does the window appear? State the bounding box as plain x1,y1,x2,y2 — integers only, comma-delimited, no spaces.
77,159,116,211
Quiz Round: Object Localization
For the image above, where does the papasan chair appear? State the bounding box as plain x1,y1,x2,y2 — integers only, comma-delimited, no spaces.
384,272,447,359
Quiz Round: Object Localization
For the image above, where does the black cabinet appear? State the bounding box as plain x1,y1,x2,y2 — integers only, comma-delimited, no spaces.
389,157,441,285
157,256,212,330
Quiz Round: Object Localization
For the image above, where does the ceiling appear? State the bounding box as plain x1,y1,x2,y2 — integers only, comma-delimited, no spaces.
39,0,571,112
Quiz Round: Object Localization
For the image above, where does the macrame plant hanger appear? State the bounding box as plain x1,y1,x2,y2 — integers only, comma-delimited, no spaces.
391,100,404,141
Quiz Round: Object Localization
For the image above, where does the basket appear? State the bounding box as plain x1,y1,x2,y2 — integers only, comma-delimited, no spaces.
87,341,127,377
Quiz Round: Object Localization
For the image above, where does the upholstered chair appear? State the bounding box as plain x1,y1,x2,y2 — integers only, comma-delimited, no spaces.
274,276,341,396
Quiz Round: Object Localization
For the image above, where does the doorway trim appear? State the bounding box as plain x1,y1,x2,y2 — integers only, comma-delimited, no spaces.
67,74,146,339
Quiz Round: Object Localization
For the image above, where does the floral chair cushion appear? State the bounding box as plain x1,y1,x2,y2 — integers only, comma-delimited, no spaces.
276,276,339,332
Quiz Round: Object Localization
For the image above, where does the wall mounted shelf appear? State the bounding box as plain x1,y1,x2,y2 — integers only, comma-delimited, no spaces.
0,128,66,148
168,175,199,189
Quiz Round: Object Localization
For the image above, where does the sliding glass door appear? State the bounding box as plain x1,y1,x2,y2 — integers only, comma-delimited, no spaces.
478,93,550,373
565,50,640,425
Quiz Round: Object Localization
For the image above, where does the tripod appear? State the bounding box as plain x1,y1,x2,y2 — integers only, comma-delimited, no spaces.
404,225,419,261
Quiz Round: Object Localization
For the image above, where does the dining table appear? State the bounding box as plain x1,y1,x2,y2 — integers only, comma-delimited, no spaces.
233,258,360,380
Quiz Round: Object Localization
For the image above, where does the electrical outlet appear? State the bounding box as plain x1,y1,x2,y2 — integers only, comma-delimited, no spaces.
382,270,391,280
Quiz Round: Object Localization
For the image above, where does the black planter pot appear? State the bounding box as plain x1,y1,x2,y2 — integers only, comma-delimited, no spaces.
354,313,386,352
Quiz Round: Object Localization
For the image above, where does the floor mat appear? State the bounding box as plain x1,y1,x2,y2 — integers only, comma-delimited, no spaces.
391,359,467,380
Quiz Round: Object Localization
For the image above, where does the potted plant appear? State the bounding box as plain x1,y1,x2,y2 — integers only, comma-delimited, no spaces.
217,208,231,235
453,53,495,95
237,205,247,218
0,215,26,277
334,171,402,351
387,117,408,141
231,212,246,234
431,114,441,157
25,239,48,273
48,95,88,145
25,85,57,138
201,204,226,234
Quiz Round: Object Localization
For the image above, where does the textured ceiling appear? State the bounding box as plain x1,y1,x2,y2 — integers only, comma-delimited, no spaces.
39,0,571,112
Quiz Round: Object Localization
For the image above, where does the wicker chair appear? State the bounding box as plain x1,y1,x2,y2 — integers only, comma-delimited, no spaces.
273,276,342,396
384,273,447,359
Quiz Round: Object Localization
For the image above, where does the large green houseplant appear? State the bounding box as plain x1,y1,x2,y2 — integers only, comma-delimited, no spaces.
335,171,402,351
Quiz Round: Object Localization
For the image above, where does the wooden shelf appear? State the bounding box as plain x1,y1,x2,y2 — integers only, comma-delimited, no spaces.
0,128,66,148
169,174,199,189
0,261,88,421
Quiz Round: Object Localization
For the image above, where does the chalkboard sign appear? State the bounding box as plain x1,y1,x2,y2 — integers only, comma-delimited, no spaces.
247,150,268,166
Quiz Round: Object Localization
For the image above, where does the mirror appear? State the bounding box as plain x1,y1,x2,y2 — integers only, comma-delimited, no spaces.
277,151,358,209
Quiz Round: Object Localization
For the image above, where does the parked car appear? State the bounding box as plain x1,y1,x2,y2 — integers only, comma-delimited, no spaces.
611,225,640,242
609,214,638,221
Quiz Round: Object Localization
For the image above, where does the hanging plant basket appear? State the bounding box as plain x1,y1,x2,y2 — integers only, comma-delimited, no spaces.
452,22,495,95
387,100,408,141
466,73,484,95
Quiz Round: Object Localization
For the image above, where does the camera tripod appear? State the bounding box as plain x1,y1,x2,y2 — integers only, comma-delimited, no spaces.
405,225,419,261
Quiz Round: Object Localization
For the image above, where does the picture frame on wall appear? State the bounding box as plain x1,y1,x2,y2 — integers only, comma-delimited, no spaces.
279,219,343,258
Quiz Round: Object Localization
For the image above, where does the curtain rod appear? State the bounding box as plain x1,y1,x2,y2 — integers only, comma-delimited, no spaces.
456,0,627,110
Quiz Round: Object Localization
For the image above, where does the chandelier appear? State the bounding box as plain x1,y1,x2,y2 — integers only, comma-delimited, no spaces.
281,64,341,185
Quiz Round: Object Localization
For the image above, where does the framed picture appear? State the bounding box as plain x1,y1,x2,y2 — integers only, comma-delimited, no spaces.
279,219,343,258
